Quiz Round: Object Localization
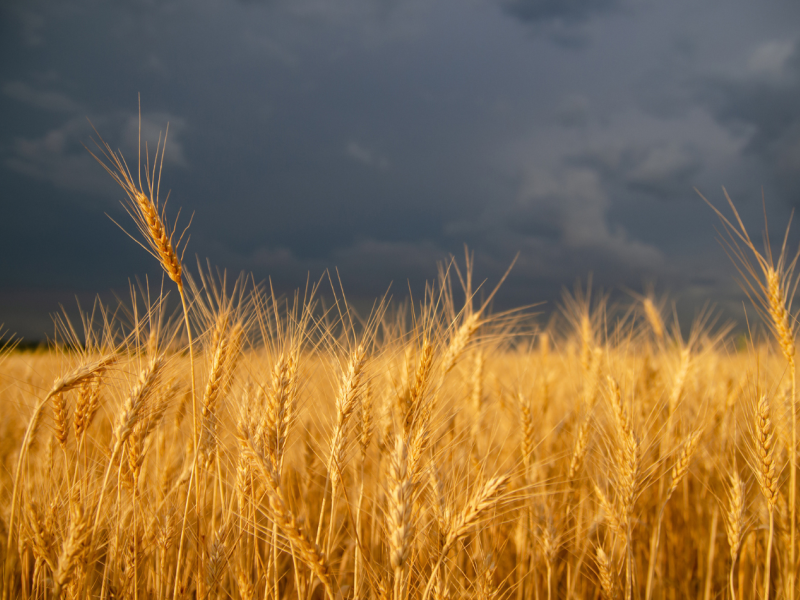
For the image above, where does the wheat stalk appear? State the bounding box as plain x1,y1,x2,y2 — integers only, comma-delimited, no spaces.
725,468,745,600
646,429,702,600
86,112,204,600
388,435,414,600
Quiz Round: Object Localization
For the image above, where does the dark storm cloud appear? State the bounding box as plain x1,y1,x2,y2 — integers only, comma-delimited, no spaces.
3,0,800,339
497,0,625,47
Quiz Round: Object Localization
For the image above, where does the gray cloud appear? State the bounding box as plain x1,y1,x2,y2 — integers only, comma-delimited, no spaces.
345,140,389,170
501,161,666,274
696,39,800,203
3,81,82,112
4,111,189,202
568,141,704,202
499,0,621,24
555,94,590,128
624,143,702,198
5,116,116,200
18,9,45,47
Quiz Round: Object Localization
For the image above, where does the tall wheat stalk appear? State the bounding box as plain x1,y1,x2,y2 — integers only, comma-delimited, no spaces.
86,108,201,595
388,435,413,600
702,188,800,597
606,376,640,600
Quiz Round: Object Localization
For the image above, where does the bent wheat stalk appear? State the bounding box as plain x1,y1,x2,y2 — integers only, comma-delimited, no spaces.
3,355,116,600
241,435,334,600
91,357,164,541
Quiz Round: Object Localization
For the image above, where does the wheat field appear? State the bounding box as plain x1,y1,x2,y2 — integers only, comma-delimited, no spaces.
1,128,799,600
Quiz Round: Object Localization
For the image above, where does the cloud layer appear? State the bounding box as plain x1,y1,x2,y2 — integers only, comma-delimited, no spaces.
2,0,800,337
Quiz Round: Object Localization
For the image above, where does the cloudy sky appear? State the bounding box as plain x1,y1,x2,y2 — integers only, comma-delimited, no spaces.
2,0,800,339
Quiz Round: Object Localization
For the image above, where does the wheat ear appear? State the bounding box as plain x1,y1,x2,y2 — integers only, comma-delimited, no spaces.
642,296,665,340
607,377,639,520
753,394,777,600
754,395,778,507
86,124,184,289
446,474,510,547
666,430,701,501
594,483,623,540
262,353,292,472
73,376,102,442
441,312,481,376
52,393,69,452
568,416,592,482
596,545,618,600
405,338,434,436
519,393,535,483
52,503,90,599
329,345,367,498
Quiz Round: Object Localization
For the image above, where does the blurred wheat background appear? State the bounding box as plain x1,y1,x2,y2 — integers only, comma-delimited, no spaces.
2,126,800,600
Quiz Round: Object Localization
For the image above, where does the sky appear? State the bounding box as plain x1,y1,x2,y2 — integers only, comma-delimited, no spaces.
2,0,800,340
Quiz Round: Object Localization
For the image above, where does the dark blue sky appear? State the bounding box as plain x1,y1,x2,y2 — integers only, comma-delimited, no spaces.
3,0,800,339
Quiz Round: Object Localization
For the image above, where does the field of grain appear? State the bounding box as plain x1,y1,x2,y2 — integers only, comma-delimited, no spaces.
1,131,799,600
